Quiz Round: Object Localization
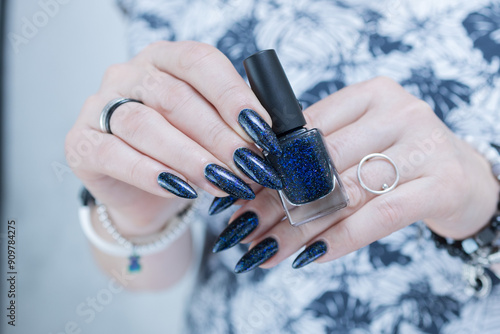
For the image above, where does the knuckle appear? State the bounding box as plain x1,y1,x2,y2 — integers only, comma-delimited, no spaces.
95,139,119,174
143,40,170,55
413,99,433,113
292,222,310,241
206,119,233,150
126,156,144,186
81,94,103,114
370,76,400,89
216,82,250,111
177,41,220,72
134,41,172,64
376,197,404,230
102,63,130,85
303,110,316,128
113,105,153,141
64,126,96,171
341,172,367,210
364,76,404,100
324,136,345,168
337,221,360,251
160,80,196,113
266,191,285,216
400,99,434,119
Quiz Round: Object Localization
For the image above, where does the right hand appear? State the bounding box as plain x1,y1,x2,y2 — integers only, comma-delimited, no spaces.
65,41,270,235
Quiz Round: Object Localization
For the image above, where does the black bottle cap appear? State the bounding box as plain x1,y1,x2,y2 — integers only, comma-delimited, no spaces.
243,49,306,136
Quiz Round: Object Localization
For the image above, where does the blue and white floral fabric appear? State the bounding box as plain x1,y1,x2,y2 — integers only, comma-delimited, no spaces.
117,1,500,333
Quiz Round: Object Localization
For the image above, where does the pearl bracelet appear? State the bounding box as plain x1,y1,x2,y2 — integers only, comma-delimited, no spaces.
78,188,200,272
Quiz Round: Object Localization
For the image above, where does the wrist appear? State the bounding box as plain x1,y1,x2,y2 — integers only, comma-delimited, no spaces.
429,137,500,298
79,187,201,273
463,136,500,237
104,198,191,238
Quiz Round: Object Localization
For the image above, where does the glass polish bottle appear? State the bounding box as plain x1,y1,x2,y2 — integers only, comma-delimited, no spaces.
243,49,349,226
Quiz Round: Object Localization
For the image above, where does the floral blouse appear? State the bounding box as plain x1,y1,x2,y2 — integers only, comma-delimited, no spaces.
117,0,500,333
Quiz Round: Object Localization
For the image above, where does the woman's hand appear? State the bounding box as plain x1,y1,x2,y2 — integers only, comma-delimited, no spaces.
66,41,276,236
217,76,500,273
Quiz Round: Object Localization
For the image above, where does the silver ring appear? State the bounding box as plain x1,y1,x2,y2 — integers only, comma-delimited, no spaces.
99,98,142,134
357,153,400,195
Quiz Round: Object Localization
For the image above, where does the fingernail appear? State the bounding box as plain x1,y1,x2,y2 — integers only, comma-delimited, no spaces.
292,241,327,269
234,237,278,274
157,172,198,199
208,196,238,215
204,164,255,200
233,148,283,190
238,109,282,156
213,211,259,253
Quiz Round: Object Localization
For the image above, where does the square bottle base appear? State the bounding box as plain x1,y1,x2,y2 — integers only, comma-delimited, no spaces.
279,173,349,226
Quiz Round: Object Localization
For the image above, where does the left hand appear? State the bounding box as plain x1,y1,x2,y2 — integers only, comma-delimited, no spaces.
226,76,499,270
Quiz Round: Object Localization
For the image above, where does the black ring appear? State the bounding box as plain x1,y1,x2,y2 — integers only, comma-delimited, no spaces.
99,98,143,134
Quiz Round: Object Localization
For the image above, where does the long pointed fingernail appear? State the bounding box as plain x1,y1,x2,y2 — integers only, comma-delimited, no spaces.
157,172,198,199
208,196,238,215
204,164,255,200
233,148,283,190
234,237,278,273
213,211,259,253
238,109,282,156
292,241,327,269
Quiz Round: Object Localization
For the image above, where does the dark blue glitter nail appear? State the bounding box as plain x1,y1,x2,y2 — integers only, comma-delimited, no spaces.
208,196,238,215
234,237,278,273
266,129,334,205
238,109,282,156
233,147,283,190
157,172,198,199
204,164,255,200
213,211,259,253
292,241,327,269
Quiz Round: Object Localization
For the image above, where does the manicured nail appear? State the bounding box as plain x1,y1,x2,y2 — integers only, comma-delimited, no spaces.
208,196,238,215
213,211,259,253
292,241,327,269
233,148,283,190
238,109,282,156
234,237,278,273
157,172,198,199
204,164,255,200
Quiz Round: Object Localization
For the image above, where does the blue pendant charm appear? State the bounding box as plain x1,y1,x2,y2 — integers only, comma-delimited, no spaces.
128,254,141,272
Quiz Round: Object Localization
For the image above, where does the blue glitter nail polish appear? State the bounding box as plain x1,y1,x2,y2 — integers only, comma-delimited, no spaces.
238,109,282,156
157,172,198,199
204,164,255,200
208,196,238,215
234,147,283,190
292,241,327,269
269,129,333,204
234,237,278,274
244,50,348,226
213,211,259,253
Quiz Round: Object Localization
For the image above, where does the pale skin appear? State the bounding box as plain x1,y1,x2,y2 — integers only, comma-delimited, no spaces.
66,41,500,290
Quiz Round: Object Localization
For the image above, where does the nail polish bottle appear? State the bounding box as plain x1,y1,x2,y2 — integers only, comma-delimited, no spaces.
243,49,349,226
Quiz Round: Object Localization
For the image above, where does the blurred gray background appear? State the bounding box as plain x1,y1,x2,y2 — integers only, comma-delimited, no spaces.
1,1,192,333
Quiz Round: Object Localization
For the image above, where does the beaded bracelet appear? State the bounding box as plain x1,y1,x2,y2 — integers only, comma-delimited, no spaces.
429,138,500,298
79,188,199,273
430,210,500,262
429,208,500,297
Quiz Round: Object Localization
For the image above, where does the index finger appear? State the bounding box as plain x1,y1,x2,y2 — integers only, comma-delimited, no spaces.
145,41,272,140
